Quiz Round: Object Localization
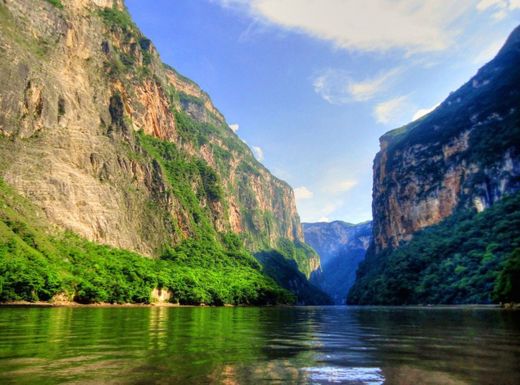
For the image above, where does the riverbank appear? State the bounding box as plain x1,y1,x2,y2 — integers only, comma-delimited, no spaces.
1,302,516,309
0,300,188,308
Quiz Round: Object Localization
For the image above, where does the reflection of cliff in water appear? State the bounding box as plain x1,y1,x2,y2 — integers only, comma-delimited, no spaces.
209,307,381,384
350,307,520,385
0,306,518,385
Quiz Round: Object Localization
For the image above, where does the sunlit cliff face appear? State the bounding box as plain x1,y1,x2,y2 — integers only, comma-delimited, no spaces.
0,0,318,275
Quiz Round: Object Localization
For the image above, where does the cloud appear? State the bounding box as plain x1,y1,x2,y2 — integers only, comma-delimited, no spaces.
215,0,474,54
492,9,508,19
412,102,441,121
313,68,400,104
251,145,264,161
348,68,401,101
229,123,240,133
374,95,408,124
296,196,344,222
321,201,343,216
324,179,358,194
312,70,350,104
473,39,504,65
477,0,506,11
476,0,520,17
294,186,314,200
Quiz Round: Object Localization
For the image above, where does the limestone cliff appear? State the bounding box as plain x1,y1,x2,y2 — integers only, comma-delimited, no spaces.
0,0,318,277
372,25,520,252
348,26,520,305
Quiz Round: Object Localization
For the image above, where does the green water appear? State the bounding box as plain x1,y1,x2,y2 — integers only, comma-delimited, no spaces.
0,306,518,384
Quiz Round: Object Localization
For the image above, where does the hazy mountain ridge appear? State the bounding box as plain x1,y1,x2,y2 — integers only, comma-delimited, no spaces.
303,221,371,304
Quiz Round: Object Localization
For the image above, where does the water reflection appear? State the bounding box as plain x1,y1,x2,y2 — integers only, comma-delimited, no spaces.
0,306,518,384
304,367,384,385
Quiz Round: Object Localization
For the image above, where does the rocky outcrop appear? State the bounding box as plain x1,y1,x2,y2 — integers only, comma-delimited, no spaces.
372,25,520,252
0,0,317,275
348,26,520,305
304,221,371,304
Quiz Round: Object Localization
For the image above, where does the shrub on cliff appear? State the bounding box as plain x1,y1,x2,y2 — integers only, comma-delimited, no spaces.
493,248,520,303
0,178,294,306
348,192,520,305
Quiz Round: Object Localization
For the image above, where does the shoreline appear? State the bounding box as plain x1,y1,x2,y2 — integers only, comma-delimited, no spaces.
0,302,516,309
0,301,229,308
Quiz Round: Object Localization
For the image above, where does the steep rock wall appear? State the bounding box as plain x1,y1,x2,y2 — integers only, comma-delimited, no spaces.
372,26,520,252
0,0,317,274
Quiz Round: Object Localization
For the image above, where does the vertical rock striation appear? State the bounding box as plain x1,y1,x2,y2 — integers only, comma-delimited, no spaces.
347,25,520,305
0,0,319,277
372,25,520,252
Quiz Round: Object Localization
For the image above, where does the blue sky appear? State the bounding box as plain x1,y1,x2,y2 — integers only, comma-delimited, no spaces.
126,0,520,224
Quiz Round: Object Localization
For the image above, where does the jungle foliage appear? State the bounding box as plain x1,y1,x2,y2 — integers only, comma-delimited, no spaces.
348,192,520,305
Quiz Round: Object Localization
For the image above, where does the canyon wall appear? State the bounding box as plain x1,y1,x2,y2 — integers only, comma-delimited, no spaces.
372,26,520,252
347,25,520,305
0,0,319,276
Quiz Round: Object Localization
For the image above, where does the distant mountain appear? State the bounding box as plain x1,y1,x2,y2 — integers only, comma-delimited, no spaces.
348,25,520,305
303,221,372,304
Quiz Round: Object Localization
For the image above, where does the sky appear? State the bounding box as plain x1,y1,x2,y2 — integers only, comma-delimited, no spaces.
126,0,520,224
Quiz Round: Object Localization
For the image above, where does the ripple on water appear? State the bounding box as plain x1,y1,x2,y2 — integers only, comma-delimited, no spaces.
303,366,384,385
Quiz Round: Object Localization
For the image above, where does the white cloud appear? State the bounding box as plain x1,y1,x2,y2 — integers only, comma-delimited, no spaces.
297,198,344,222
473,39,504,65
412,102,441,121
476,0,520,15
313,67,400,104
215,0,474,54
477,0,506,11
492,9,509,19
348,68,401,101
229,123,240,133
325,179,358,194
312,70,350,104
374,95,408,124
294,186,314,200
251,145,264,161
321,201,343,216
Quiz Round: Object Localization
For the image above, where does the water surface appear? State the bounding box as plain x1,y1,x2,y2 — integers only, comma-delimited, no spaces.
0,306,518,384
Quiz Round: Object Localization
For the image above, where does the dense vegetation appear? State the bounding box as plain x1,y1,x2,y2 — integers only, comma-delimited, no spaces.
348,192,520,305
44,0,63,10
0,179,294,305
255,250,332,305
493,248,520,303
97,7,135,32
136,129,226,240
136,130,329,304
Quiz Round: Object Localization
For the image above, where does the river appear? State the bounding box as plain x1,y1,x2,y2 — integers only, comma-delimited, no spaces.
0,306,518,384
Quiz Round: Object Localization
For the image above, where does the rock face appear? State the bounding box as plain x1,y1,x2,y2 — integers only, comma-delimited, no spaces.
0,0,318,276
347,25,520,305
304,221,371,304
372,25,520,252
